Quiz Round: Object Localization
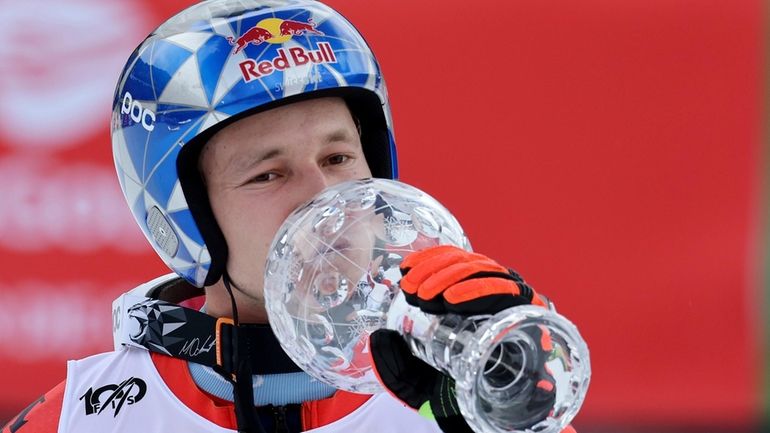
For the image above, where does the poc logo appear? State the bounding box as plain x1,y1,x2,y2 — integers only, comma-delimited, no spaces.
121,92,156,132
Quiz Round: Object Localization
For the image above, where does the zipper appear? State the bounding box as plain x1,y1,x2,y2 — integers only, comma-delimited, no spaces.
271,405,290,433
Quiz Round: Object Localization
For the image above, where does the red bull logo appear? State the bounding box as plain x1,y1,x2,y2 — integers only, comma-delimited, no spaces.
228,17,336,83
228,18,323,54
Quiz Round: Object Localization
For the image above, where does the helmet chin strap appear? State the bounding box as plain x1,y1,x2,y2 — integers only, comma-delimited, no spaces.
222,271,243,325
221,272,267,433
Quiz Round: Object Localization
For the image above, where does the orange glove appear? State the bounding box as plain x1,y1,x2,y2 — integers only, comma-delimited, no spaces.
370,245,556,433
399,245,547,316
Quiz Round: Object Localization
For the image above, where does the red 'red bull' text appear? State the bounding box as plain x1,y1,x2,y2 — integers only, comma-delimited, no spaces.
238,42,337,83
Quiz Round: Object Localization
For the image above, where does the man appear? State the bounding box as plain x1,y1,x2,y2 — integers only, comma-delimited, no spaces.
2,1,577,432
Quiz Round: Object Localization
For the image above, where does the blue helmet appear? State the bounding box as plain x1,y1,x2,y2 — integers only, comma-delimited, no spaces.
112,0,397,288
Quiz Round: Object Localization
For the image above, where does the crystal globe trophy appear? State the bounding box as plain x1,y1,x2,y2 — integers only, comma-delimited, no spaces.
264,179,590,433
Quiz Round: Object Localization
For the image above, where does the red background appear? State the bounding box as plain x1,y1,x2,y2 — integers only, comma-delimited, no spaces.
0,0,764,430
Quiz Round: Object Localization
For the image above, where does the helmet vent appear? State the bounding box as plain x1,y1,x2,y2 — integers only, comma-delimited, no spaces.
147,207,179,257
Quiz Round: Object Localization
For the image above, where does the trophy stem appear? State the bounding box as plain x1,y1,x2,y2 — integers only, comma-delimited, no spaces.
388,294,591,433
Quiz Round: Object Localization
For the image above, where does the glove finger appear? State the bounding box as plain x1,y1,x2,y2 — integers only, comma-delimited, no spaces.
369,329,439,410
443,275,524,303
443,294,534,316
400,245,468,273
400,249,488,296
419,261,511,302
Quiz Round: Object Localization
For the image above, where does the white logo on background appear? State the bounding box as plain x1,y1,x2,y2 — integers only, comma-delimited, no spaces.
0,0,146,149
0,157,146,252
0,282,123,361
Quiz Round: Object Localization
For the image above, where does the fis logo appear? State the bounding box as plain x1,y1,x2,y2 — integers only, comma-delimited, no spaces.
228,18,336,83
79,377,147,417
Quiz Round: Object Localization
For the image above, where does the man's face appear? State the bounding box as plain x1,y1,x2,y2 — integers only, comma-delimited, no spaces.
199,97,373,311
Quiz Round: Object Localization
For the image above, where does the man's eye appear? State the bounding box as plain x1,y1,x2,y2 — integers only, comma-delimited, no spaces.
328,154,349,165
251,172,277,183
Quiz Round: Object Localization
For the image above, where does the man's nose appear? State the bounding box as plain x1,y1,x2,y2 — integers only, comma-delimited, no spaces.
293,165,333,207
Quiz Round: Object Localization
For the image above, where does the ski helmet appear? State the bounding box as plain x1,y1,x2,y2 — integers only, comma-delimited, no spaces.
112,0,397,287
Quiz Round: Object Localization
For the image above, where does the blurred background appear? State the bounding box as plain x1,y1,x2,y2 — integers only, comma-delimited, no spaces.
0,0,765,431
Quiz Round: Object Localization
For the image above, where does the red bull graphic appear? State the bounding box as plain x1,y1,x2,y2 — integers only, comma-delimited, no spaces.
228,18,323,54
280,18,323,37
228,26,273,54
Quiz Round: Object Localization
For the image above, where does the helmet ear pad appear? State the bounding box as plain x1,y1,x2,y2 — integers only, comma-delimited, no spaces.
177,135,227,287
343,89,396,180
176,88,395,287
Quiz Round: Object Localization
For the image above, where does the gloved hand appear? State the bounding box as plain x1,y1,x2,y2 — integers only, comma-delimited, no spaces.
369,245,556,433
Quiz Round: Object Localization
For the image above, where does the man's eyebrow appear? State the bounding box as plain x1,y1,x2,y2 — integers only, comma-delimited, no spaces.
227,148,283,173
324,128,356,144
222,127,359,172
